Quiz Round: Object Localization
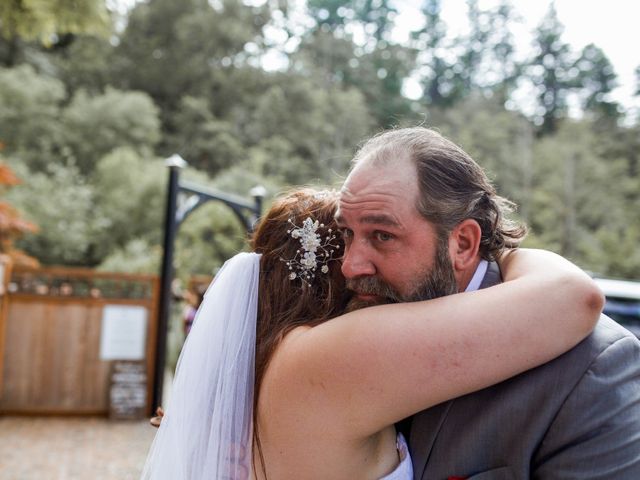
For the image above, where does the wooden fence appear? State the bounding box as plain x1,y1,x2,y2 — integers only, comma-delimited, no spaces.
0,265,159,416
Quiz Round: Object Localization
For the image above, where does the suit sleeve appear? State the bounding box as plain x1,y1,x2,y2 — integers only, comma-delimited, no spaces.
533,335,640,479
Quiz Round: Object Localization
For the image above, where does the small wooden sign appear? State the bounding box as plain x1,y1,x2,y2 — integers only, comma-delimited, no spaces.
108,361,147,420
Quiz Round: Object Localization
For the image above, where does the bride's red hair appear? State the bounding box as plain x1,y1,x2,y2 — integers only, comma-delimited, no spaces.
250,188,349,477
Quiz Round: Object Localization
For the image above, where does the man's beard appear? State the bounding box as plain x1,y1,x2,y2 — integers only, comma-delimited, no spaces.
345,238,458,312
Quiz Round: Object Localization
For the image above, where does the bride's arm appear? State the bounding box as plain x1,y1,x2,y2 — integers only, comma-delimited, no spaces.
272,248,603,437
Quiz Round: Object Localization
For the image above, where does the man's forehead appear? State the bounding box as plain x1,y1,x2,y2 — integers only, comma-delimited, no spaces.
334,211,400,227
338,173,418,211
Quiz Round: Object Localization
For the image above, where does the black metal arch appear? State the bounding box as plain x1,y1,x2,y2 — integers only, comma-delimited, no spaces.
152,155,265,410
176,180,263,231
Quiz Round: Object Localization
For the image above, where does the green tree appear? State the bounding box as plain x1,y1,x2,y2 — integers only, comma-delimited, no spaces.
431,96,535,222
347,43,416,127
7,148,168,268
527,3,575,135
245,73,371,184
574,44,620,121
62,88,161,174
292,29,359,88
295,2,413,127
165,96,245,175
456,0,487,94
527,121,631,275
98,238,162,274
353,0,397,43
308,0,397,43
0,65,66,171
307,0,350,30
112,0,269,150
0,0,110,66
90,148,166,260
7,161,105,265
458,0,521,103
47,34,114,95
413,0,453,107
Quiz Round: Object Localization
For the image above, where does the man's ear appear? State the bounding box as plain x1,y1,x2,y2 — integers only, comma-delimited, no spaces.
448,219,482,272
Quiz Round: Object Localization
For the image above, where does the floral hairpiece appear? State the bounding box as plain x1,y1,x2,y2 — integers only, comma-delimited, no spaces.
281,217,340,286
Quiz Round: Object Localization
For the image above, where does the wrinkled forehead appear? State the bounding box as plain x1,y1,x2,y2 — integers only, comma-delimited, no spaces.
337,154,421,224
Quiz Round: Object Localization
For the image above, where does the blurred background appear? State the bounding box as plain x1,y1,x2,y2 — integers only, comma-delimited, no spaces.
0,0,639,477
2,0,639,279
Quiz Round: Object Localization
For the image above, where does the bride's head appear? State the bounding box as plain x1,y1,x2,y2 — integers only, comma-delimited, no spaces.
251,187,349,389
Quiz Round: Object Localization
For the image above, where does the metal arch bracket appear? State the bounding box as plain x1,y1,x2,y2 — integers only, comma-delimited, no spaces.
176,180,261,232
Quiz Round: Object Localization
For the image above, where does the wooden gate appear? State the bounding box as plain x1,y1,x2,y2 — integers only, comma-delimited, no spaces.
0,266,158,415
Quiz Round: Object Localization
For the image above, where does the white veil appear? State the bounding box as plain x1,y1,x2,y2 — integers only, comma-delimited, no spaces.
141,252,261,480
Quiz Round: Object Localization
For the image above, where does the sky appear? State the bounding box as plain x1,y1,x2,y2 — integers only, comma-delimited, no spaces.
393,0,640,113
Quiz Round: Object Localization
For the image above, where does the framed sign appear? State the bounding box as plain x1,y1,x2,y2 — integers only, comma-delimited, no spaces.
99,305,148,361
109,361,147,420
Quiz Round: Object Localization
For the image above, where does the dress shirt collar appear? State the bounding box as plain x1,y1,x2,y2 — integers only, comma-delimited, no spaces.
464,259,488,292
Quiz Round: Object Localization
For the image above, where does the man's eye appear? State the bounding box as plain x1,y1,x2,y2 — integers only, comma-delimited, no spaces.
374,231,393,242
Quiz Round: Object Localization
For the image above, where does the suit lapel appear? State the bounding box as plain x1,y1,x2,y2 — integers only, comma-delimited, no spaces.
410,400,454,479
479,261,502,289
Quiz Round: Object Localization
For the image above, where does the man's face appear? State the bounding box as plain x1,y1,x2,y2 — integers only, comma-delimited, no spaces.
336,157,458,309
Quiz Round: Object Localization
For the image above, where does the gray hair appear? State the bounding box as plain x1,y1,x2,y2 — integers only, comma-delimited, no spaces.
352,127,526,261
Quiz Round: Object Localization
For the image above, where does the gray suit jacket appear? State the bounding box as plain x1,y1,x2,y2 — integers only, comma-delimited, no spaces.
408,262,640,479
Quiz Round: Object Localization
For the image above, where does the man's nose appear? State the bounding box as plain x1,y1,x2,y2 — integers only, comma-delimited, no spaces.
341,244,376,279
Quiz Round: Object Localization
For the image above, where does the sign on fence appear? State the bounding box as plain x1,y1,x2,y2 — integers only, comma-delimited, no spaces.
109,361,147,420
99,305,148,361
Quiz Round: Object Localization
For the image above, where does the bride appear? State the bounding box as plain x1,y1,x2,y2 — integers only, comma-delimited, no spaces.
141,188,602,480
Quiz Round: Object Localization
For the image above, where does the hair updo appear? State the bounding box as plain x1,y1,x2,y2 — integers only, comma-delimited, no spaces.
251,187,348,375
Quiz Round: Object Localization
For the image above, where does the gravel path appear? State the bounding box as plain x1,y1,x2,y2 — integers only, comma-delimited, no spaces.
0,416,156,480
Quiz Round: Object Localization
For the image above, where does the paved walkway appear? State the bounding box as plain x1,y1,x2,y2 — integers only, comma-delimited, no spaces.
0,416,156,480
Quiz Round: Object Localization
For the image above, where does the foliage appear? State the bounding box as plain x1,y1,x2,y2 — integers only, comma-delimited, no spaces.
62,88,161,174
574,44,620,120
111,0,270,153
0,0,111,66
98,238,162,274
90,148,166,258
0,0,637,282
527,122,635,276
7,160,103,265
0,66,160,174
47,34,114,95
0,65,66,171
412,0,453,107
174,202,247,277
527,3,575,135
245,73,371,184
166,95,245,175
0,0,110,42
0,161,38,267
430,96,535,222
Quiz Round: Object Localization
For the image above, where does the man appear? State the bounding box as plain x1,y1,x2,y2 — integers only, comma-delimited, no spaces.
336,127,640,478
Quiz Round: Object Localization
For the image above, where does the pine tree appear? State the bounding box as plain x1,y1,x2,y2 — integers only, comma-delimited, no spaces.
574,44,619,120
528,3,575,136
